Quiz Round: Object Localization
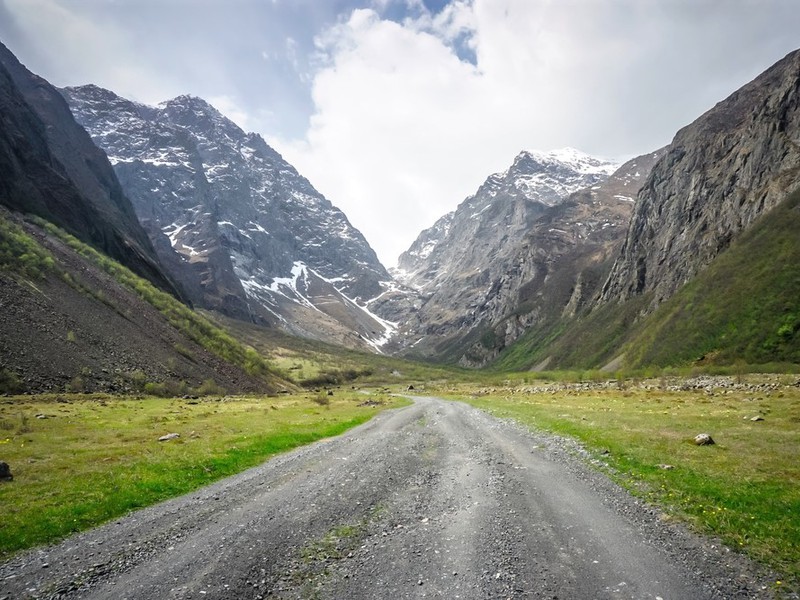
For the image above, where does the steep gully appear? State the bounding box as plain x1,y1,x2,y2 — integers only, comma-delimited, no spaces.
0,398,773,599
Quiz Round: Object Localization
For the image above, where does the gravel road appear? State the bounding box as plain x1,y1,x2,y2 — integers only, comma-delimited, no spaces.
0,397,777,599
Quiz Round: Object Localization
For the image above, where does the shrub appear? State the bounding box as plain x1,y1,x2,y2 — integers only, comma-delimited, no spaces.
194,379,225,397
0,368,25,394
311,393,330,407
143,382,167,397
66,376,86,393
0,217,55,279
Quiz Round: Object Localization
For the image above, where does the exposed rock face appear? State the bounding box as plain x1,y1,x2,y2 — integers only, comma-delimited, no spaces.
454,149,666,365
600,48,800,310
0,42,177,295
62,85,395,351
396,149,618,290
391,148,634,361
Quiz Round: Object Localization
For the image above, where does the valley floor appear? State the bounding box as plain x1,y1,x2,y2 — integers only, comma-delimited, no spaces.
0,397,777,599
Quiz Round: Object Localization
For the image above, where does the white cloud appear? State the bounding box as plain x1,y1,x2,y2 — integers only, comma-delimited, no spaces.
3,0,181,104
272,0,800,268
272,1,642,267
4,0,799,269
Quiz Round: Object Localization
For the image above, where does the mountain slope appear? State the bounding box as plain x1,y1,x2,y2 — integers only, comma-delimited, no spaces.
494,186,800,371
0,208,289,394
390,148,637,363
495,49,800,371
600,48,800,310
621,186,800,367
62,85,395,351
0,42,177,296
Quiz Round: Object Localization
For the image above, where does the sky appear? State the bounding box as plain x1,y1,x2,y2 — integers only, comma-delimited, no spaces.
1,0,799,268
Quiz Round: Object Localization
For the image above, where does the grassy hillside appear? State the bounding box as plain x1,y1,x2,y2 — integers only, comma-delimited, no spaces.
0,210,291,394
621,187,800,368
495,187,800,372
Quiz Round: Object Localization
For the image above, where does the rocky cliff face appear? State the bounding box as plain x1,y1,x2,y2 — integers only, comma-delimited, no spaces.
391,148,633,362
455,150,665,365
0,43,177,295
600,48,800,310
63,85,396,351
396,149,618,290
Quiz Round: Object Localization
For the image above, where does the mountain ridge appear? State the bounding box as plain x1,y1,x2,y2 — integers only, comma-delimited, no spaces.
63,84,396,352
0,42,180,297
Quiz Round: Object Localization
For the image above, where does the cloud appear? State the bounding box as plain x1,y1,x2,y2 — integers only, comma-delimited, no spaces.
3,0,799,268
272,0,800,267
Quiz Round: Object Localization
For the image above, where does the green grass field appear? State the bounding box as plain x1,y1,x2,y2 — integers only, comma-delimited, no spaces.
442,378,800,588
0,391,408,557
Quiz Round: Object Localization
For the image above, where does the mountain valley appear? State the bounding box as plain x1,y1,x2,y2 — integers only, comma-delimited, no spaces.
1,24,800,598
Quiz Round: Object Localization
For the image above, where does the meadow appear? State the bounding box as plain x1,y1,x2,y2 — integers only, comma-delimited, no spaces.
0,391,407,557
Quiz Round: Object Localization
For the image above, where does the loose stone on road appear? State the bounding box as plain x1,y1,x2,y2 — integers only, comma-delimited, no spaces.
0,397,774,599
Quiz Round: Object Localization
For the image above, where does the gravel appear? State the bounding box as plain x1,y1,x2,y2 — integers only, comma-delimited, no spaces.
0,397,782,599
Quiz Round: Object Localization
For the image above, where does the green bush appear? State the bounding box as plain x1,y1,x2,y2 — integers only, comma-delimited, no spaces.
0,216,55,279
0,368,25,394
194,379,225,397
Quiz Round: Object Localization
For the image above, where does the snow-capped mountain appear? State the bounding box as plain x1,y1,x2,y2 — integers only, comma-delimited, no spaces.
388,147,663,363
396,148,618,291
62,85,396,351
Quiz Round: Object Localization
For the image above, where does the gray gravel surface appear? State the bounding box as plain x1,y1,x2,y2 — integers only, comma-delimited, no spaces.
0,397,778,599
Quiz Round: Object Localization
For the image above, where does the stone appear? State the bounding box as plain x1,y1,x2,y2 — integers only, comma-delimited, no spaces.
0,462,12,481
693,433,715,446
657,464,675,470
750,416,764,422
158,433,180,442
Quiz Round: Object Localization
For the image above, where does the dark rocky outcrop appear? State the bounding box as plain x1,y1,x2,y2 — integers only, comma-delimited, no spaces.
0,42,178,296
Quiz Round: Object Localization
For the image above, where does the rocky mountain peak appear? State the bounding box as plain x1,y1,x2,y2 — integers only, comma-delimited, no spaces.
396,148,619,288
387,147,661,363
63,85,396,352
157,94,237,136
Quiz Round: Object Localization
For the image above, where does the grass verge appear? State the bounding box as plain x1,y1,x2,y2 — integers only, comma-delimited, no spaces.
0,391,407,558
448,380,800,589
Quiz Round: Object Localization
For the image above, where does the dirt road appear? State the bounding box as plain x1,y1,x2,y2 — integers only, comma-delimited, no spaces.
0,397,774,599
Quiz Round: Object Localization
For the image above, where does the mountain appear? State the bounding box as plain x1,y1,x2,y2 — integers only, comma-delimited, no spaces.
395,148,618,289
600,48,800,310
389,148,641,363
0,42,177,295
0,43,288,394
0,207,286,395
495,48,800,371
62,85,396,351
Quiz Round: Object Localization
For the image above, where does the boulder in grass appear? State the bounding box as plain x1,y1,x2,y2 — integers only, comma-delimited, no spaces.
693,433,715,446
158,433,180,442
0,462,12,481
